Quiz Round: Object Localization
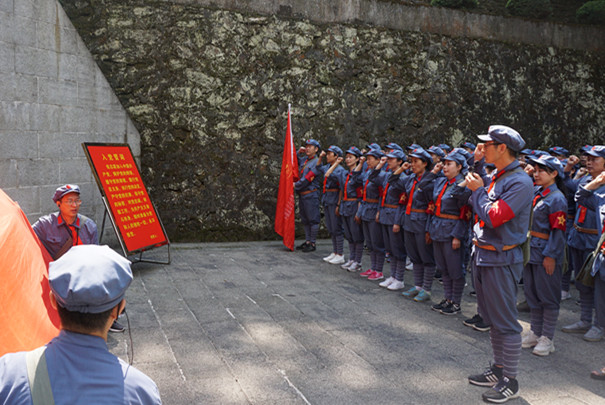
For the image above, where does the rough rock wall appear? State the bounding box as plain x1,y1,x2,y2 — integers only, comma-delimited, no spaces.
60,0,604,242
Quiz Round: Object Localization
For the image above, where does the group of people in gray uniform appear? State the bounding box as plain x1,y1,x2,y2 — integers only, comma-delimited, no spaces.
295,125,605,403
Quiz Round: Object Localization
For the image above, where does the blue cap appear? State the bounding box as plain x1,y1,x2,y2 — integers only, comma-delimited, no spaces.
580,145,593,154
49,245,133,314
527,154,564,178
407,143,422,151
365,149,385,159
520,149,533,155
366,143,381,151
408,147,432,164
460,142,476,150
548,146,569,157
438,144,452,153
428,146,445,158
385,142,403,152
327,145,343,157
345,146,362,157
305,139,320,148
444,150,468,168
53,184,81,203
478,125,525,152
584,145,605,159
385,150,405,160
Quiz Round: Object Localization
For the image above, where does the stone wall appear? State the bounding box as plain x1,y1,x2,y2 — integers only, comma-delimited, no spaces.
61,0,604,242
0,0,140,243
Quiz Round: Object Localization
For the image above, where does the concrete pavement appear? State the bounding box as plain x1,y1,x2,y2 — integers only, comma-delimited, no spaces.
109,241,605,404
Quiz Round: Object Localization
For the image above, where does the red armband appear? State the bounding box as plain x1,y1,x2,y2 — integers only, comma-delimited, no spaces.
460,205,472,221
355,187,363,198
304,171,315,182
488,200,515,228
549,211,567,231
426,201,435,215
399,192,407,205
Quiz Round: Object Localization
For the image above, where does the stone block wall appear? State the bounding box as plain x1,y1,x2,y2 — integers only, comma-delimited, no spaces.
0,0,140,243
60,0,604,242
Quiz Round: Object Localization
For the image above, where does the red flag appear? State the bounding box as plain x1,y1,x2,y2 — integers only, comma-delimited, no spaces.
274,105,298,251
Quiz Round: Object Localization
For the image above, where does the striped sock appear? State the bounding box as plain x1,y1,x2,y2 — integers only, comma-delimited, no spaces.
413,263,423,287
452,277,465,305
423,266,435,292
501,333,521,379
375,251,385,273
336,234,344,255
395,258,406,281
442,272,453,301
348,241,355,262
309,224,319,243
579,286,595,324
542,308,560,340
490,329,504,367
355,243,364,264
530,308,544,337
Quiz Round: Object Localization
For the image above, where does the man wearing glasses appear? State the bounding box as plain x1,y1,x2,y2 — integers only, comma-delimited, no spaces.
32,185,125,333
463,126,533,403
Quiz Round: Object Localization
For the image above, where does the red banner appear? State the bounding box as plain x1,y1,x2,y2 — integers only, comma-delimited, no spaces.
83,144,169,254
274,106,297,251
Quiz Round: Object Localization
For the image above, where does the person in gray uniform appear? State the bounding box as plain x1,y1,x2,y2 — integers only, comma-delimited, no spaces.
429,149,472,315
317,146,347,264
465,125,533,403
521,155,567,357
295,139,322,252
339,147,365,272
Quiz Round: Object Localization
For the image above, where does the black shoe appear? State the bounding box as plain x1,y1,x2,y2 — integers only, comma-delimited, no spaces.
516,300,530,313
109,320,125,333
468,364,502,387
301,243,316,252
441,302,461,316
469,290,477,297
434,270,442,280
463,314,482,327
482,376,519,403
432,299,448,312
473,320,491,332
296,241,308,250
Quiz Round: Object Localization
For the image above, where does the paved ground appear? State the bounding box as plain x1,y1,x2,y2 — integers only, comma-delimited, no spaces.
109,241,605,405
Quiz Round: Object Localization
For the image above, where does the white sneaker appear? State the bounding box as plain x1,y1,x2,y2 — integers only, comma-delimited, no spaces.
341,260,354,269
347,262,361,272
561,290,572,301
521,330,539,348
532,336,555,356
329,254,345,265
405,260,413,271
379,277,395,288
387,280,405,290
323,253,336,262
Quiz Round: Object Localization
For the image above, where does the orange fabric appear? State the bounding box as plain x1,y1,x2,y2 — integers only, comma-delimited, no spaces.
0,189,60,356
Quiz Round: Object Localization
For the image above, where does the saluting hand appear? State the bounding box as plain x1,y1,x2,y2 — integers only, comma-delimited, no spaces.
465,172,484,191
432,162,444,174
474,144,485,162
336,157,344,164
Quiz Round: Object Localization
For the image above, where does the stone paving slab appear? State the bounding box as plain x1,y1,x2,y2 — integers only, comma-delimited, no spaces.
108,241,605,404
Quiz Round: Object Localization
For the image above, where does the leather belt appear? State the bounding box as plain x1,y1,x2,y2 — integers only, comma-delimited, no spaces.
325,188,339,192
567,214,574,220
409,208,426,214
436,213,459,220
300,189,317,196
574,223,598,235
473,239,519,251
383,204,400,209
343,196,358,201
363,198,379,203
530,230,549,240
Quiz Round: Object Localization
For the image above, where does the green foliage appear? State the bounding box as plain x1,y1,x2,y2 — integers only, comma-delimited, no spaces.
577,0,605,25
430,0,479,9
505,0,553,19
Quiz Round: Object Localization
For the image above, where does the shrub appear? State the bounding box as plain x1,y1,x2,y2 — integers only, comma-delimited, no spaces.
505,0,553,19
430,0,479,9
577,0,605,25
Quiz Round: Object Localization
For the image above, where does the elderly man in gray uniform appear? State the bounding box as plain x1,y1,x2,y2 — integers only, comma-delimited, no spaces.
32,184,124,333
464,125,533,403
0,245,161,404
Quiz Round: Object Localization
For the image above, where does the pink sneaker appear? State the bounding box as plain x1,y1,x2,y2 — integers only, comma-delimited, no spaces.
360,269,374,277
368,271,384,281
